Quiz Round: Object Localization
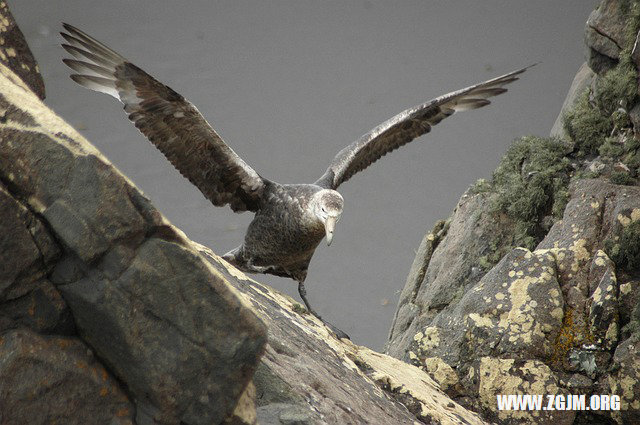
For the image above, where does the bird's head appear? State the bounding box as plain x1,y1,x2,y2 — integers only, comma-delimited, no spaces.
311,189,344,246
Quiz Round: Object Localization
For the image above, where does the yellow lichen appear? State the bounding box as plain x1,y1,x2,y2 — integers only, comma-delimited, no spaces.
423,357,459,390
468,313,494,328
618,213,632,226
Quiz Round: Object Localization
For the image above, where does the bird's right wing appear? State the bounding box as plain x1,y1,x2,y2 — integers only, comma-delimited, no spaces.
315,65,533,190
61,23,266,213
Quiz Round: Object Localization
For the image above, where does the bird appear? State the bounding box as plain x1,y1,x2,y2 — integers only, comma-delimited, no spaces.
60,23,531,339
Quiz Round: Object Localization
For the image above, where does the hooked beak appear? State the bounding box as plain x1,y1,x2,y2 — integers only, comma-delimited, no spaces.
325,216,337,246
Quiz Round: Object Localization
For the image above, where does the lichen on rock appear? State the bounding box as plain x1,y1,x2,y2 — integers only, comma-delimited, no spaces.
388,1,640,423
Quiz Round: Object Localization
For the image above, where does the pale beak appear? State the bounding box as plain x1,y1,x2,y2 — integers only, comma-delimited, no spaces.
325,216,337,246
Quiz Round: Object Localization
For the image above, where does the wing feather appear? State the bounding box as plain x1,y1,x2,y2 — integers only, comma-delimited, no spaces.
61,23,266,212
315,65,534,189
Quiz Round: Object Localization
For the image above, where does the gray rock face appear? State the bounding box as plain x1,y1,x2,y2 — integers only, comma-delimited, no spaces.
585,0,629,73
387,176,640,423
608,336,640,424
0,328,134,425
197,245,489,425
0,184,60,301
0,2,45,99
549,63,595,140
387,191,492,359
387,2,640,422
56,237,267,425
0,38,267,424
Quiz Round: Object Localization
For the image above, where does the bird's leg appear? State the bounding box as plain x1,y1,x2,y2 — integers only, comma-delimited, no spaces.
297,280,321,318
297,281,350,340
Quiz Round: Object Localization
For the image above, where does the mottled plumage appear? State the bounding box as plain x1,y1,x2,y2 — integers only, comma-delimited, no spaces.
61,23,531,338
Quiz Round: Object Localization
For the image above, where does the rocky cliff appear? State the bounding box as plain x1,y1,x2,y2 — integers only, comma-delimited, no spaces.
0,3,485,424
387,1,640,424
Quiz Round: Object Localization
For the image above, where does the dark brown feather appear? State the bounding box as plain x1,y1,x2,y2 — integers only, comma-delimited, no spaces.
315,65,534,189
61,23,266,212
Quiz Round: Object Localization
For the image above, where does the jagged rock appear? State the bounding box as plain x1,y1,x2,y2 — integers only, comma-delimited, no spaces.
0,178,72,336
0,62,267,424
0,184,59,301
0,2,45,99
476,358,575,425
550,63,595,139
225,382,258,425
0,328,134,424
395,247,563,369
588,251,619,350
387,191,493,358
386,177,640,423
0,280,75,335
607,336,640,423
585,0,629,73
197,245,489,425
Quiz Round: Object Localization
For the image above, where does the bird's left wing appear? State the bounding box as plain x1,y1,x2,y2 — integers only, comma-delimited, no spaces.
61,23,266,213
315,65,533,190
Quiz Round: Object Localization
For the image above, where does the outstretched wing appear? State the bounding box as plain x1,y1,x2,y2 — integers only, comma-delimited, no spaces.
61,23,266,212
315,65,533,189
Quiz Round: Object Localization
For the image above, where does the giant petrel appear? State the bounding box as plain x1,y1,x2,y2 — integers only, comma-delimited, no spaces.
61,23,531,338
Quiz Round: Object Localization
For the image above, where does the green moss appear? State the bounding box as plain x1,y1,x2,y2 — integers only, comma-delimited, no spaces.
563,91,612,156
610,171,636,185
599,137,626,158
470,178,492,194
468,2,640,273
605,220,640,270
490,136,572,249
563,1,640,158
292,303,306,314
594,61,638,115
551,186,570,218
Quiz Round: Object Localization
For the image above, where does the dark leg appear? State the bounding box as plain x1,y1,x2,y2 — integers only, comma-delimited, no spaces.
297,281,350,340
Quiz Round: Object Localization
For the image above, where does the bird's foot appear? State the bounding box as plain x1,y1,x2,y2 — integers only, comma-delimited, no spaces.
322,320,350,340
297,280,350,339
310,310,350,340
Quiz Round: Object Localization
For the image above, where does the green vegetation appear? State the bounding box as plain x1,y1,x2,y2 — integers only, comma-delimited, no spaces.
491,136,572,250
563,91,613,156
605,219,640,270
292,303,307,314
610,170,636,185
472,136,573,270
469,2,640,271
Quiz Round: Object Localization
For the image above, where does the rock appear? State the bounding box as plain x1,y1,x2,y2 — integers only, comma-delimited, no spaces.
225,382,258,425
0,184,59,301
476,358,575,425
387,191,494,359
607,336,640,423
0,280,75,335
403,247,564,368
0,179,72,336
386,178,640,423
0,328,134,424
0,61,267,424
550,63,595,139
585,0,629,73
198,245,488,425
588,251,619,350
0,2,45,99
57,236,267,425
256,403,314,425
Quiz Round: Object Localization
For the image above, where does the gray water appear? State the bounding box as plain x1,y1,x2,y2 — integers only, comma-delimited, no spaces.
13,1,597,350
